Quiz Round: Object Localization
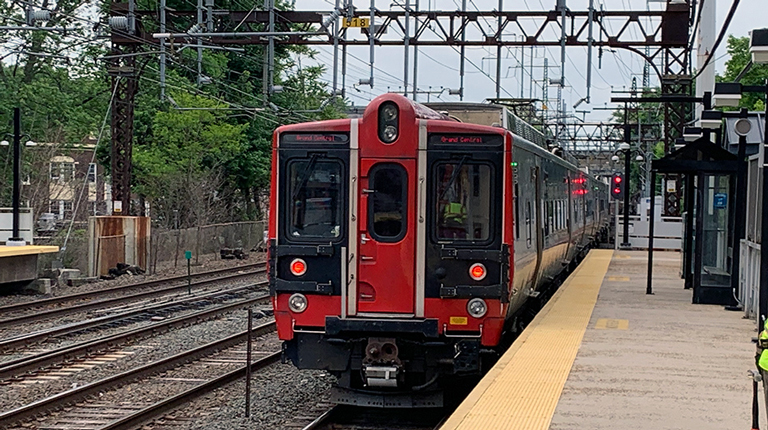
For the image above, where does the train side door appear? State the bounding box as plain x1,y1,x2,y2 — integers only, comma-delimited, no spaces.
356,159,416,314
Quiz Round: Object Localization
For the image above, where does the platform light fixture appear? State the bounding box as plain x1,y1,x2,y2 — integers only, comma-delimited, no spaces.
700,110,723,130
750,29,768,64
683,127,703,142
713,82,742,107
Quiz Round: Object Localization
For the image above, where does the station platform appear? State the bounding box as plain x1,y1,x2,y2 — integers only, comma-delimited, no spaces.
441,249,760,430
0,245,58,286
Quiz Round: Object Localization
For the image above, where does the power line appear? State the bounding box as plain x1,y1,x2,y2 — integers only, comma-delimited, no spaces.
692,0,740,80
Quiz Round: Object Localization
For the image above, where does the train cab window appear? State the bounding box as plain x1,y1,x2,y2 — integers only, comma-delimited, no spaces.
287,158,343,239
368,164,407,242
435,162,492,241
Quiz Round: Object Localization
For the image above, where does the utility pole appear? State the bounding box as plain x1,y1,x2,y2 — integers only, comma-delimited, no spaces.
403,0,409,98
695,0,715,127
109,0,137,215
197,0,203,85
495,0,503,100
262,0,275,103
556,0,567,149
412,0,419,101
332,0,340,95
8,108,24,245
159,0,166,100
459,0,466,101
542,57,548,128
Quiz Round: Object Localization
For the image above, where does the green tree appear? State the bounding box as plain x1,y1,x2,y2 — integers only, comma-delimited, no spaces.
717,35,768,111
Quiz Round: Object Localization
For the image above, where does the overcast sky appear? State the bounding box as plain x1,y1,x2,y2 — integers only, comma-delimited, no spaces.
291,0,762,123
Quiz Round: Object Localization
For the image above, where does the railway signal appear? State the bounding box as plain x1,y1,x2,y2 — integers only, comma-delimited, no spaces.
611,174,624,200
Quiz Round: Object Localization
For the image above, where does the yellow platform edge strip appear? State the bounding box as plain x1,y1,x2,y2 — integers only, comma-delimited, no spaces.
440,249,614,430
0,245,59,258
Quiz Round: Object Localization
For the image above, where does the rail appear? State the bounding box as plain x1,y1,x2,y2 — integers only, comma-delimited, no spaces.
0,321,277,428
0,289,270,381
0,267,265,328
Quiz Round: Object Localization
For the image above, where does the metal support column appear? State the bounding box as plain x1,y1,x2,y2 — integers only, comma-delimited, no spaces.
647,170,656,294
9,108,22,243
758,83,768,325
731,108,749,297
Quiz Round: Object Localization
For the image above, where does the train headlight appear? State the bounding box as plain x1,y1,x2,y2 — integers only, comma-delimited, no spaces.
290,258,307,276
382,125,398,143
378,101,399,143
288,293,308,313
469,263,487,281
467,298,487,318
381,103,398,121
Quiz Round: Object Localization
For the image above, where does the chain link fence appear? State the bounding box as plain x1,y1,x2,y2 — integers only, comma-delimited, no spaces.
34,220,266,276
148,220,267,274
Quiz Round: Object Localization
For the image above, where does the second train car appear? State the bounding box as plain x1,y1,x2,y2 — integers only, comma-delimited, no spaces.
268,93,609,407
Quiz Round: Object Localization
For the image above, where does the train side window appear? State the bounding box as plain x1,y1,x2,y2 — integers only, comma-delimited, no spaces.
368,164,407,242
287,158,343,240
514,183,520,240
525,201,532,247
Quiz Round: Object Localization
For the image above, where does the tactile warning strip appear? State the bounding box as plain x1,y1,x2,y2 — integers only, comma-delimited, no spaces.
440,249,613,430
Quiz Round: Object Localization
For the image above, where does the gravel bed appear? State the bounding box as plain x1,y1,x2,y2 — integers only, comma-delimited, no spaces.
0,306,273,413
4,334,283,430
0,277,264,341
0,253,266,308
147,363,336,430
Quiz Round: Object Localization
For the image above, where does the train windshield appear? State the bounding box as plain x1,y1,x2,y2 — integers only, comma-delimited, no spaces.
435,162,492,241
288,157,343,239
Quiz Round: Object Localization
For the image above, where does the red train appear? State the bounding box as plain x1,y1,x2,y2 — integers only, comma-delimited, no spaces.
268,93,609,407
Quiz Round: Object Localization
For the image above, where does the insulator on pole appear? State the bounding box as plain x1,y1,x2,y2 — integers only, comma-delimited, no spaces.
109,16,129,30
31,10,51,23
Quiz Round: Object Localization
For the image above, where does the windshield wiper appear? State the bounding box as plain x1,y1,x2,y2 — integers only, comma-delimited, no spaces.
291,153,320,201
439,155,470,200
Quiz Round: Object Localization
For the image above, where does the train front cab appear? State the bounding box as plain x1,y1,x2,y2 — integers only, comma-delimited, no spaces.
269,94,512,407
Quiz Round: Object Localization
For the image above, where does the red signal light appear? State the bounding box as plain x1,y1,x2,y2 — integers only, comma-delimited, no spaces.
613,187,621,194
469,263,487,281
614,176,622,184
290,258,307,276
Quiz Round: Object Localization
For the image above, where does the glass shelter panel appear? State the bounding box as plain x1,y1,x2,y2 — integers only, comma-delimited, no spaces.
699,174,731,288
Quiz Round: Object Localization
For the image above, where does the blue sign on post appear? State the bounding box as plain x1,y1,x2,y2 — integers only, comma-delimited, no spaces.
713,193,728,209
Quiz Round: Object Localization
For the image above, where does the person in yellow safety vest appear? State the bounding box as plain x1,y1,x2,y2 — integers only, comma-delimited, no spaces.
757,321,768,371
443,202,467,225
756,320,768,420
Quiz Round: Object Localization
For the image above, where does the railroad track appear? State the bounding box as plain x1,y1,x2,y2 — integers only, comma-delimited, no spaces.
300,405,449,430
0,265,265,329
0,322,279,430
0,289,271,383
0,283,266,354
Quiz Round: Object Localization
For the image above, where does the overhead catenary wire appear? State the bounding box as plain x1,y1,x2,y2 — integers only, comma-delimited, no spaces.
60,77,120,255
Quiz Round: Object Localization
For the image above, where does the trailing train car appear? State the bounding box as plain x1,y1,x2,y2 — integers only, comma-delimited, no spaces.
268,93,609,407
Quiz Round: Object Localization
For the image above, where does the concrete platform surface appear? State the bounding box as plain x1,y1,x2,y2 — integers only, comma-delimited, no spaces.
0,245,58,258
551,250,760,430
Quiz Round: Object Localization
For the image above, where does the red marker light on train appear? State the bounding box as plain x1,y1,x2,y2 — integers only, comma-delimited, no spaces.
469,263,487,281
290,258,307,276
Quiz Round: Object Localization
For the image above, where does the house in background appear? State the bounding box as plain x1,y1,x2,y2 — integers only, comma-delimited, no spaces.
31,137,110,230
